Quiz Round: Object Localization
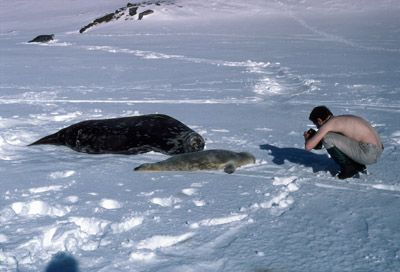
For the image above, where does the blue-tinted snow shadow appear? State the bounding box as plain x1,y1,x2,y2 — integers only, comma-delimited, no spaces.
45,252,79,272
260,144,339,175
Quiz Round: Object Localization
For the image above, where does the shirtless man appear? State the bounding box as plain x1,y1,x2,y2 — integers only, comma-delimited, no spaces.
304,106,383,179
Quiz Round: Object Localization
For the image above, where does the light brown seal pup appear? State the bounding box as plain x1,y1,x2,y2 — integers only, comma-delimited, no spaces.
134,149,256,174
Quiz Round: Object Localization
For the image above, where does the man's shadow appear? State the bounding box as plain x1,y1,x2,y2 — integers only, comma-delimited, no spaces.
260,144,338,176
45,252,79,272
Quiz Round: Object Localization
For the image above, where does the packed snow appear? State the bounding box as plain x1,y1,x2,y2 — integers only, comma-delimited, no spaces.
1,0,399,271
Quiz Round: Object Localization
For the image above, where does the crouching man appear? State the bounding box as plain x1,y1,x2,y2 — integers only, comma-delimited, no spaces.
304,106,383,179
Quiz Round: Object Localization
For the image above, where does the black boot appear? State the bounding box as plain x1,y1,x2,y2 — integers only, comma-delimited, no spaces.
353,161,366,173
326,147,364,179
337,160,360,179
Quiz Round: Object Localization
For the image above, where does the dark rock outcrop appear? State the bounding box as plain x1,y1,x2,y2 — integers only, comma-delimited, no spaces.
138,10,154,20
129,7,138,16
79,1,179,33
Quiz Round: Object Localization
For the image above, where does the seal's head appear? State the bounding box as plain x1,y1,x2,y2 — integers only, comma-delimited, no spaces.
238,152,256,166
184,132,205,153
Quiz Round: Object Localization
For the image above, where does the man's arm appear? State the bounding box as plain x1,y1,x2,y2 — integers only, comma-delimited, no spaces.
305,125,329,151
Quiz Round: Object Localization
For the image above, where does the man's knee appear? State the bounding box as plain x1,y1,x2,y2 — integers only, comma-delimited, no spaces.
322,132,338,149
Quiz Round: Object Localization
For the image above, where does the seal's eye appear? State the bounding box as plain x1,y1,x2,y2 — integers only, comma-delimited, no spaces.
190,140,198,150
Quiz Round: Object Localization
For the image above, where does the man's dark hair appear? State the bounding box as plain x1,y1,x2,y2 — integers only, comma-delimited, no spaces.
309,106,333,123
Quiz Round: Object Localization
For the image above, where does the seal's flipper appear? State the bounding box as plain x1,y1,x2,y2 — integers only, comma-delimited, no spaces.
28,133,61,146
224,163,236,174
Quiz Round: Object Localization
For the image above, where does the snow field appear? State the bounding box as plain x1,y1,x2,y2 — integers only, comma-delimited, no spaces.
1,0,400,271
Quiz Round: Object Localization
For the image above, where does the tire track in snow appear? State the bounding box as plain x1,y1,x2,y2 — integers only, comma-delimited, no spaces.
275,0,400,53
1,41,320,107
81,43,319,98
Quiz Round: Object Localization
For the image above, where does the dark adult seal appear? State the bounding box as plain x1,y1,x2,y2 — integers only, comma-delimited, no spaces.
28,34,55,43
28,114,205,155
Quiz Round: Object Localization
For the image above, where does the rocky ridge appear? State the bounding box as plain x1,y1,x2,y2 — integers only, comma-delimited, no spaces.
80,1,180,33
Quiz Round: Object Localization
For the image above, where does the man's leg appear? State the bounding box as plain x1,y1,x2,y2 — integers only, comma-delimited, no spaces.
323,132,374,164
326,146,365,179
323,132,367,179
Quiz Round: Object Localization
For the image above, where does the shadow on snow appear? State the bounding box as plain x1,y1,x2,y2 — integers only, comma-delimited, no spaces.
260,144,339,176
45,252,79,272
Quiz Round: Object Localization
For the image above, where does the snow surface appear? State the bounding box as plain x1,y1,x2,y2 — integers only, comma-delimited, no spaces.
1,0,400,271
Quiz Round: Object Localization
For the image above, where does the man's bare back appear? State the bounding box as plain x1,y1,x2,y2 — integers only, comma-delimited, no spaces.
305,115,382,151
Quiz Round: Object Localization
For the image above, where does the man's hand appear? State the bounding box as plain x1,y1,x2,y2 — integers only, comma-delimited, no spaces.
304,128,316,140
304,128,323,149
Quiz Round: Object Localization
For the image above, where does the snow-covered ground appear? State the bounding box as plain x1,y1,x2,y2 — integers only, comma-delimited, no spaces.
1,0,399,271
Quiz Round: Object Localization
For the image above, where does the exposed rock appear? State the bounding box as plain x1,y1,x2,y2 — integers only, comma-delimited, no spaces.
79,1,178,33
138,10,154,20
80,13,115,33
129,7,138,16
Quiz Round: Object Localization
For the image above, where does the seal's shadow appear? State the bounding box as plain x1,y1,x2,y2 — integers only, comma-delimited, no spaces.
260,144,338,175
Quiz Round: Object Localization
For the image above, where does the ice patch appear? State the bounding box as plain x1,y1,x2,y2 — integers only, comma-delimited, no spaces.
256,251,265,256
315,183,352,191
287,183,300,192
372,184,400,192
193,199,206,207
29,185,62,194
0,248,17,267
190,214,248,228
191,182,206,188
99,199,122,210
392,131,400,137
11,201,70,217
130,251,156,261
15,217,113,254
0,234,8,243
49,170,75,179
150,196,182,207
391,131,400,144
111,216,144,234
65,196,79,204
69,217,110,236
261,192,294,209
211,129,230,133
181,188,197,196
255,127,273,131
256,176,300,215
139,191,157,197
254,77,283,94
137,232,195,250
273,176,297,186
33,40,73,47
31,111,82,122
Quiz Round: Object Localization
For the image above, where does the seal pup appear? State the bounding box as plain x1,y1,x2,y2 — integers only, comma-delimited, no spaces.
29,114,205,155
28,34,55,43
134,149,256,174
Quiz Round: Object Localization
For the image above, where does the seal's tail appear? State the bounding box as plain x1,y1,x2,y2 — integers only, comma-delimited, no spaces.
28,133,60,146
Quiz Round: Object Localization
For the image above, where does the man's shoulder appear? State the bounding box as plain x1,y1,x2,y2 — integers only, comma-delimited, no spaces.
335,115,362,121
336,114,357,118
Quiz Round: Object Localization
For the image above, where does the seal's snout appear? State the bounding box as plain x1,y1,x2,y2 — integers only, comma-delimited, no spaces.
239,152,256,164
188,134,205,152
